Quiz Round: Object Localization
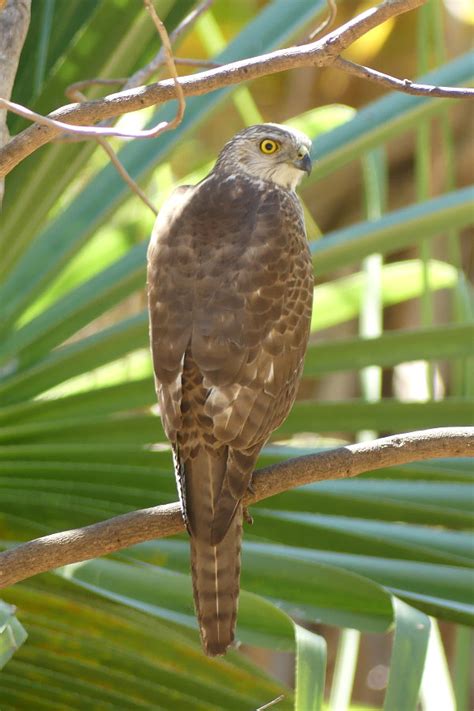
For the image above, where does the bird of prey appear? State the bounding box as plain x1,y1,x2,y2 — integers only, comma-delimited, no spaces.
147,123,314,656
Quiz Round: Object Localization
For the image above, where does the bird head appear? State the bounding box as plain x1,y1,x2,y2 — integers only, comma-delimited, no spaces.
216,123,312,191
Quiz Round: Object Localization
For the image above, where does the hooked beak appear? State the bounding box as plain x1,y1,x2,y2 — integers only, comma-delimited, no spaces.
294,148,312,176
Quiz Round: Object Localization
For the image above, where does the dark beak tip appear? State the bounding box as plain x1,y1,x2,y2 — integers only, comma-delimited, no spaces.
297,153,312,176
303,153,312,176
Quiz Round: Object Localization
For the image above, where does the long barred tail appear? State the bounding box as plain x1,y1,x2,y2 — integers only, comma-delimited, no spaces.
190,505,242,656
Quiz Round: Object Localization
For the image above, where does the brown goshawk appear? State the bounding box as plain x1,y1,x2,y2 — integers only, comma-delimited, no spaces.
147,123,314,656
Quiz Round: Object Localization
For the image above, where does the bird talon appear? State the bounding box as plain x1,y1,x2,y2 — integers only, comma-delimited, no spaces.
243,507,253,526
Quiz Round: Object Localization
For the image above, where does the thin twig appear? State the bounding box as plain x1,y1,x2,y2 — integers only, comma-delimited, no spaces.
0,96,177,138
0,2,187,142
143,0,185,133
333,56,474,98
301,0,337,43
68,87,158,215
58,4,213,208
174,57,222,69
57,60,220,141
58,0,191,215
61,0,214,128
56,79,129,142
257,695,285,711
98,138,158,214
65,78,128,103
57,1,211,206
127,0,214,90
70,86,158,214
0,428,472,590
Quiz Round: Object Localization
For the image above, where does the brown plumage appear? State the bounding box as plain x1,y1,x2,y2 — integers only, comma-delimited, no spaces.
147,124,314,655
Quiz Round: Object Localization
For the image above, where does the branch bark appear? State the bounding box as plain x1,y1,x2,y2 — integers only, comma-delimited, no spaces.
0,427,472,590
0,0,439,177
333,56,474,98
0,0,30,201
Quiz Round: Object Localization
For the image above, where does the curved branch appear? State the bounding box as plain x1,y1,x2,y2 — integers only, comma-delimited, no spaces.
125,0,214,91
301,0,338,44
0,0,430,177
0,427,472,589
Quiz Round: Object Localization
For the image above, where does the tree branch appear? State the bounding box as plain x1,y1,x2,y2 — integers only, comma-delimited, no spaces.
5,1,185,145
61,0,190,217
0,0,30,201
124,0,214,91
60,0,211,215
3,0,461,178
333,56,474,99
0,427,472,590
300,0,338,44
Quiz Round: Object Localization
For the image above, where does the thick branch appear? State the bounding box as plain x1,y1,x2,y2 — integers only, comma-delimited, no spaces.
0,427,472,589
0,0,428,177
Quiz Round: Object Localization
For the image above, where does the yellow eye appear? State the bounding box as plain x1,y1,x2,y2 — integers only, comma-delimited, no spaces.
259,139,279,154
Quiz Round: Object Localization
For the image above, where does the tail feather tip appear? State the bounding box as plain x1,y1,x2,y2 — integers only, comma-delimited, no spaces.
204,637,235,657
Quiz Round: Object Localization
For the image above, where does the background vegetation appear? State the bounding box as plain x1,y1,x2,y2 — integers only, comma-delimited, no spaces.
0,0,473,708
